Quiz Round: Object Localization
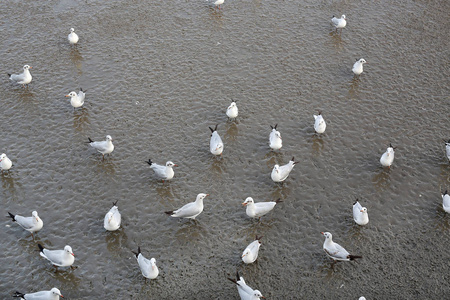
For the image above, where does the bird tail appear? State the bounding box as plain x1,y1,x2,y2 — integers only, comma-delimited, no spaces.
146,159,153,166
270,124,278,130
165,211,174,216
112,200,119,207
86,137,94,143
7,73,11,78
7,212,16,221
131,246,141,258
444,190,448,196
256,235,263,241
291,156,299,164
38,244,44,253
353,198,359,205
349,255,362,260
275,198,283,204
13,291,25,298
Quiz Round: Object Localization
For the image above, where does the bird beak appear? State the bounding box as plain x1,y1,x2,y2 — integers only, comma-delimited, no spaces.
206,194,210,196
321,232,324,235
71,253,75,256
242,202,247,206
29,66,33,69
36,217,39,222
60,295,64,298
360,210,364,212
241,253,246,257
152,265,155,270
174,164,178,167
65,95,70,97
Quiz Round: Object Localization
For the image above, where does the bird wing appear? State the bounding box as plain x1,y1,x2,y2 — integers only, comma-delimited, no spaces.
254,202,276,216
14,215,35,230
278,162,294,181
331,17,339,26
10,72,25,82
353,201,363,219
23,290,52,300
151,164,167,178
138,254,152,276
42,249,66,265
443,195,450,210
90,141,108,152
327,242,350,259
173,202,200,218
210,132,223,148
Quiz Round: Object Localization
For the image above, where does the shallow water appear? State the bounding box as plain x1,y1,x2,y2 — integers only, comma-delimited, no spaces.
1,0,449,299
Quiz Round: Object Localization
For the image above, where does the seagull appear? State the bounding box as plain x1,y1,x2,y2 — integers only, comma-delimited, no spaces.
38,244,75,269
87,135,114,159
8,65,32,87
331,15,347,33
353,199,369,225
242,197,282,219
442,190,450,213
313,111,326,134
226,101,238,119
380,143,395,168
165,193,209,219
271,157,298,182
0,153,13,171
8,211,43,237
13,287,63,300
132,246,159,280
352,58,367,76
214,0,224,9
68,28,79,45
445,139,450,162
228,271,265,300
242,236,263,264
104,200,121,231
358,297,367,300
146,159,178,182
209,125,224,156
65,88,85,109
269,124,282,150
321,232,362,261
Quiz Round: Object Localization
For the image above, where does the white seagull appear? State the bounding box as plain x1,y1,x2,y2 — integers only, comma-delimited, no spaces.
165,193,209,219
352,58,367,76
146,159,178,182
228,271,265,300
271,157,298,182
0,153,13,171
380,143,395,168
38,244,75,269
226,101,238,119
442,190,450,213
321,232,362,261
269,124,282,150
65,88,85,108
8,65,32,87
445,139,450,162
68,28,79,45
87,135,114,159
214,0,224,9
331,15,347,33
242,197,282,219
359,297,367,300
8,211,43,237
132,246,159,280
209,125,224,156
353,199,369,225
13,287,63,300
242,236,263,264
104,201,121,231
313,111,326,134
